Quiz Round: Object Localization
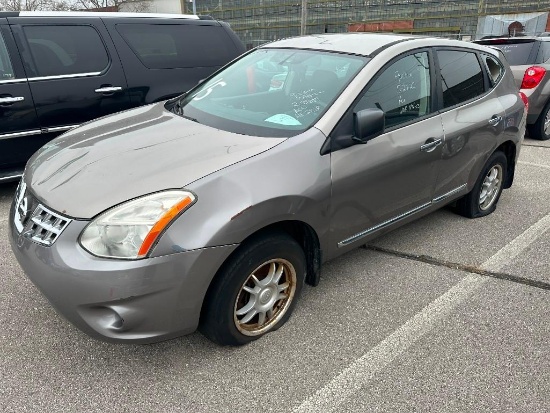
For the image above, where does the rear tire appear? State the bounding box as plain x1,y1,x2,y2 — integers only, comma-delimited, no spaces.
200,232,305,346
529,100,550,140
455,151,507,218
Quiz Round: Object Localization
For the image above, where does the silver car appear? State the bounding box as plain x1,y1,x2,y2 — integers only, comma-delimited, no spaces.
475,36,550,140
9,34,526,346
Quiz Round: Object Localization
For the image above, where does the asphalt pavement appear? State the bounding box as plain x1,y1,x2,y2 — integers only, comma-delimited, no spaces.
0,138,548,413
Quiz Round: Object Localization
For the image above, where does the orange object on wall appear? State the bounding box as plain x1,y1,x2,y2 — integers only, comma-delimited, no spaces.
349,20,414,32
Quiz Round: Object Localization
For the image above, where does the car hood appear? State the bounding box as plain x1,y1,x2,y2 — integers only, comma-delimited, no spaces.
26,103,286,219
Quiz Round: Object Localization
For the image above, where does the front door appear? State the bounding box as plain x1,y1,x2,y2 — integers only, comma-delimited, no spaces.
329,50,444,255
0,23,40,171
8,17,131,133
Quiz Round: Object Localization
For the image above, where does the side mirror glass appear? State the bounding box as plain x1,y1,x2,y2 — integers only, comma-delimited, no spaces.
352,108,385,144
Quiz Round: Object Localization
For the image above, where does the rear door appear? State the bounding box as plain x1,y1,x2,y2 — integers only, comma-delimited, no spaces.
433,48,507,201
8,16,131,133
0,21,40,171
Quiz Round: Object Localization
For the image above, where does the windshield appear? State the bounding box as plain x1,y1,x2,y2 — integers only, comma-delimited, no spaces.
169,48,369,137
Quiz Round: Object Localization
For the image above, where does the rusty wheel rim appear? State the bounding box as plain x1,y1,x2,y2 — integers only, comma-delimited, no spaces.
233,259,297,337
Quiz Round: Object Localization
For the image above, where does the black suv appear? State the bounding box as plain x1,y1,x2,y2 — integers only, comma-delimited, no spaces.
0,11,246,180
475,36,550,140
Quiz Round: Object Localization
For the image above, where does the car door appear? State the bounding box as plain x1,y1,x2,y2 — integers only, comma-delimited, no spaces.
0,21,41,174
329,50,445,254
433,48,507,201
8,16,131,133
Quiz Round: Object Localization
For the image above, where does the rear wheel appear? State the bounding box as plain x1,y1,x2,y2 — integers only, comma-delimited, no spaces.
455,151,507,218
200,232,305,346
529,100,550,140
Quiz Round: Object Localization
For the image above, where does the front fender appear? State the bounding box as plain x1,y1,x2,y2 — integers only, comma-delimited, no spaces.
151,128,332,258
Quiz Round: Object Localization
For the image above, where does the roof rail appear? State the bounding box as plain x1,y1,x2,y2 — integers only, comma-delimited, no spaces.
12,11,200,19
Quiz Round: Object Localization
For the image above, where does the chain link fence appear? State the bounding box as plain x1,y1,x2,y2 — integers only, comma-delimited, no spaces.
190,0,550,48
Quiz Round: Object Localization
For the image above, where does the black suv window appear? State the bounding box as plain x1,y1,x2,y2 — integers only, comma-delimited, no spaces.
355,52,432,128
438,50,484,108
116,24,237,69
23,25,109,77
0,33,15,80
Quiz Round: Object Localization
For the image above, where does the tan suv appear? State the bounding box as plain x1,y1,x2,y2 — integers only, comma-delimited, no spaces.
475,36,550,140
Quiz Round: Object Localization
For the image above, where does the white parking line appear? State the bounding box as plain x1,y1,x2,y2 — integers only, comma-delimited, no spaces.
293,214,550,413
518,161,550,170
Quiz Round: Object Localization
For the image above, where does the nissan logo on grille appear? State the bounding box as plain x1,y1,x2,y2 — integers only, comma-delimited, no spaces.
14,181,32,233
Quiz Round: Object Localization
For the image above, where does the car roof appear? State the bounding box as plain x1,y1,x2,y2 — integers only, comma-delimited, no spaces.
262,33,491,57
0,11,201,20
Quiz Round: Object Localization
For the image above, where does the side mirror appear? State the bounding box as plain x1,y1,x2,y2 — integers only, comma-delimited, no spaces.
352,108,385,144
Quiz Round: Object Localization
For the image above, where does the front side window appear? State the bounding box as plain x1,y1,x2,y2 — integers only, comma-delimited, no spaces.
23,25,109,77
355,52,432,129
438,50,484,109
0,33,15,80
169,48,368,137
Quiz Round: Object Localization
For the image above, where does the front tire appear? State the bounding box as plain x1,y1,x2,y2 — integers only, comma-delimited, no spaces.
200,232,306,346
455,151,507,218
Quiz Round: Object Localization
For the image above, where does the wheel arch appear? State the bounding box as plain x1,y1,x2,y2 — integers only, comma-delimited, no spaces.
214,220,322,289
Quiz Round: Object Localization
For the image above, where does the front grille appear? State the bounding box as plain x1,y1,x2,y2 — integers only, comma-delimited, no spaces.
13,180,71,246
27,205,71,246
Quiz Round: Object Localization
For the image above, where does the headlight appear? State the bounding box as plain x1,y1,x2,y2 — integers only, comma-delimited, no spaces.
80,190,196,259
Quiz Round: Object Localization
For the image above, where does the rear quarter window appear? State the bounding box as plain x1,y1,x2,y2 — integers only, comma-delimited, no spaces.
482,54,505,86
116,24,238,69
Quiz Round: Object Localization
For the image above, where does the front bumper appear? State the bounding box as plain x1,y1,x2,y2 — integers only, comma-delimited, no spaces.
9,204,237,344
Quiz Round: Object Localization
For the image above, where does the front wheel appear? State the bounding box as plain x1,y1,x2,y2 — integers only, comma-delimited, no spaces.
529,100,550,140
455,151,507,218
200,232,306,346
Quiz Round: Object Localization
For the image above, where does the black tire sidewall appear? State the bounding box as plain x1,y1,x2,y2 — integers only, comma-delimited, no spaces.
200,233,306,346
532,101,550,141
463,151,507,218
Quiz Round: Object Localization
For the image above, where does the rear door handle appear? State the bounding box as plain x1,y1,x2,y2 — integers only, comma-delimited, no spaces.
0,96,24,105
488,115,503,127
420,138,442,152
94,86,123,94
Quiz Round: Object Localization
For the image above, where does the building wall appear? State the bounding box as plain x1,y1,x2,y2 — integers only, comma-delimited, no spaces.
188,0,550,48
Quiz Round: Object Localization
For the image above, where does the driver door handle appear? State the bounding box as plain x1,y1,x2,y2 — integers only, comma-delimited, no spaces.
94,86,123,94
0,96,24,105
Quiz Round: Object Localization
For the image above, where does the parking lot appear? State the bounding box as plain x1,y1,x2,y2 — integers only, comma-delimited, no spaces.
0,137,548,413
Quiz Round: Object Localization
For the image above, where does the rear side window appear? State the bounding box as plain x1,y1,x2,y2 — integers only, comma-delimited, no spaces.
116,24,238,69
23,25,109,77
0,32,15,80
438,50,484,108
